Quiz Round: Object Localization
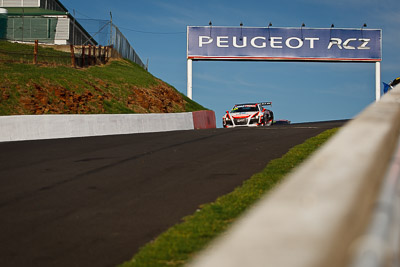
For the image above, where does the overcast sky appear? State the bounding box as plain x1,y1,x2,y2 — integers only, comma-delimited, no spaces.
63,0,400,126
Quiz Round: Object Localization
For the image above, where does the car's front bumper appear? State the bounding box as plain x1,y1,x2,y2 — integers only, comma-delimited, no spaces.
223,117,262,128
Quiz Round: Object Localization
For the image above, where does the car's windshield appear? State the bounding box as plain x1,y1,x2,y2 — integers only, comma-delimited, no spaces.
231,105,259,113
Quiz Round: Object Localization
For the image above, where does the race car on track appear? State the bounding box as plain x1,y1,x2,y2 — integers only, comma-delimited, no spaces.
222,102,274,128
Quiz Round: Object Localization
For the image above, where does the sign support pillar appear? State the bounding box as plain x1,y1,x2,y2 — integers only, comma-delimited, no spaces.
187,58,193,99
375,61,381,101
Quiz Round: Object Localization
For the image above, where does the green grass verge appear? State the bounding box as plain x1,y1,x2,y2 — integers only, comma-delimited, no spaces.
120,128,339,267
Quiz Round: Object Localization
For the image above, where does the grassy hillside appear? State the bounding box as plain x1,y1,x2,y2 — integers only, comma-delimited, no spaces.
0,41,206,115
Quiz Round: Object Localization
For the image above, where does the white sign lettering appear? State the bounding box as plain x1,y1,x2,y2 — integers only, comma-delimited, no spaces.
217,36,229,48
270,37,282,48
327,38,371,50
199,36,213,47
198,35,371,50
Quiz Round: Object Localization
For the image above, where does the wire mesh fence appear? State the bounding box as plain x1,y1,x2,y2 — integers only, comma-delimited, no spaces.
71,17,146,69
112,24,145,69
75,17,146,69
74,18,110,46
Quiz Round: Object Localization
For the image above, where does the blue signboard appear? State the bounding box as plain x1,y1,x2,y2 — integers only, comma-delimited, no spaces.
187,26,381,62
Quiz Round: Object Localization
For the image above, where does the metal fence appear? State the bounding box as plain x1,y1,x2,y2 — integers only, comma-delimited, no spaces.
111,24,145,69
74,18,146,69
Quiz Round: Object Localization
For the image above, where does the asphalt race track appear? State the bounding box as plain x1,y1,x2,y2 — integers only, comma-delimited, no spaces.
0,120,345,267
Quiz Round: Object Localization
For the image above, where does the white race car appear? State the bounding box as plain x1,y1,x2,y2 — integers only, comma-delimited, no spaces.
222,102,274,128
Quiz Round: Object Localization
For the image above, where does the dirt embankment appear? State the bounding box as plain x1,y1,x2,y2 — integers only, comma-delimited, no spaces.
3,79,188,115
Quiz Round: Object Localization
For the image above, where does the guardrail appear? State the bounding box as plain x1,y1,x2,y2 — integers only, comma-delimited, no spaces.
0,111,216,142
188,84,400,267
350,133,400,267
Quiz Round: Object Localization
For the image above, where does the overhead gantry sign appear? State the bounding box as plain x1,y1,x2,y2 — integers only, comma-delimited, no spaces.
186,26,382,100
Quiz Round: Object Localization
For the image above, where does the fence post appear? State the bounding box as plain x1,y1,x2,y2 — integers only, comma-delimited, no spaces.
88,45,92,66
99,45,103,63
104,46,107,63
70,44,76,68
81,46,85,67
33,40,38,64
105,46,109,62
93,46,97,65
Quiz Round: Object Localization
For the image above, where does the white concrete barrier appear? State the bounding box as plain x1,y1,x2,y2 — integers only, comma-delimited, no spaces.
0,113,194,142
188,84,400,267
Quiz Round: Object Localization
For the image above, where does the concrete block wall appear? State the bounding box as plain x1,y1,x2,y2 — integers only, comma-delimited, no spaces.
0,110,216,142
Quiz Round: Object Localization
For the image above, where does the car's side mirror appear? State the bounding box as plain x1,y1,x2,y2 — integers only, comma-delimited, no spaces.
262,108,266,112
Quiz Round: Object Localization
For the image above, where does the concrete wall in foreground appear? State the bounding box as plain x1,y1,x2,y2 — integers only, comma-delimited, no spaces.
0,113,195,142
0,110,217,142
